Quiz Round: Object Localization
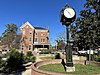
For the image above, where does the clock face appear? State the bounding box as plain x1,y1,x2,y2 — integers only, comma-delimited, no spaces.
64,8,75,18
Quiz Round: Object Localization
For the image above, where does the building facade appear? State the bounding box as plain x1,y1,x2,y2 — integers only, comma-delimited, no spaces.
20,21,49,53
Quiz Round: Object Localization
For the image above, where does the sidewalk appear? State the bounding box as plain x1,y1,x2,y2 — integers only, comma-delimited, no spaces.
35,55,43,62
21,69,31,75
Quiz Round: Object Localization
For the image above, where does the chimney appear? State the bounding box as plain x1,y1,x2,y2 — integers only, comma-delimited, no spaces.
45,26,48,30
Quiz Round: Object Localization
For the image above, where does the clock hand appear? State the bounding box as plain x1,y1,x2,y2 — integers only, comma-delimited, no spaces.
66,10,71,16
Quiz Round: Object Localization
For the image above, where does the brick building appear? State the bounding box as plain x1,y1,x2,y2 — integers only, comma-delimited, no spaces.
20,21,50,53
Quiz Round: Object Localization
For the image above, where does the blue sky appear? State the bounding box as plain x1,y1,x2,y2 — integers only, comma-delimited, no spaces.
0,0,86,46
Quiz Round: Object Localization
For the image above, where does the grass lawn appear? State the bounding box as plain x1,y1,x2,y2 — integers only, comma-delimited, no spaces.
39,63,100,75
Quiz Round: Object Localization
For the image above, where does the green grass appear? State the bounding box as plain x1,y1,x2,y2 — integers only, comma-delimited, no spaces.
39,63,100,75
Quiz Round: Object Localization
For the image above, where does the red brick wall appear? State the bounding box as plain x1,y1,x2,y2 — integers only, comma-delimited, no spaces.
20,24,34,53
34,31,49,44
20,22,49,53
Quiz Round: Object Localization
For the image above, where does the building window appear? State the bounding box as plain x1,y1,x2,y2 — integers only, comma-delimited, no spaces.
43,39,45,42
22,44,24,50
26,26,28,28
29,45,31,50
23,30,25,34
22,37,24,42
35,33,37,36
29,37,31,41
34,38,38,42
41,39,45,42
41,33,45,36
29,30,32,34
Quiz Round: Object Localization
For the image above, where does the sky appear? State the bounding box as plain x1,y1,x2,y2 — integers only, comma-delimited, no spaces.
0,0,86,46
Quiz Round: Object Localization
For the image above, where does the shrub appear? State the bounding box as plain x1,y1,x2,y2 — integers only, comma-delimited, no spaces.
31,56,36,63
93,54,100,62
96,56,100,62
0,56,2,68
5,48,25,73
39,49,51,54
39,49,60,54
55,53,61,59
23,56,29,64
97,51,100,56
24,51,36,63
26,51,33,57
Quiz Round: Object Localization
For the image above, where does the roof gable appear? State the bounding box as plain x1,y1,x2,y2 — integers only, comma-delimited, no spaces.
20,21,34,29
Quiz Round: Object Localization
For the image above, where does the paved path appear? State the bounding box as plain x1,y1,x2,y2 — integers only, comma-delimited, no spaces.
21,69,31,75
35,55,43,62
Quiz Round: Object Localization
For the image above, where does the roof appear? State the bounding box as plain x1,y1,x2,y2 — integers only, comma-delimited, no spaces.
34,26,48,30
20,21,34,29
20,21,48,30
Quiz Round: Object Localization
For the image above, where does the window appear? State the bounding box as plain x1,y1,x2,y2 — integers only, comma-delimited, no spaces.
41,39,45,42
41,33,45,36
23,30,25,34
29,45,31,50
43,39,45,42
22,37,24,42
22,44,24,50
35,33,37,36
29,37,31,41
26,26,28,28
29,30,32,34
34,38,38,42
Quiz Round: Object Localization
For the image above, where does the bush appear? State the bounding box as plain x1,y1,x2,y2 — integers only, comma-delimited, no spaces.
0,56,2,68
39,49,60,54
55,53,61,59
96,56,100,62
97,56,100,62
26,51,33,57
31,56,36,63
24,51,36,63
93,54,100,62
39,49,51,54
23,56,30,64
97,51,100,56
4,48,25,73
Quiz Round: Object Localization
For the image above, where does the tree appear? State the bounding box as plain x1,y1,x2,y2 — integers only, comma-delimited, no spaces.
12,34,20,49
71,0,100,50
0,56,2,68
5,48,24,73
56,31,66,50
1,24,19,49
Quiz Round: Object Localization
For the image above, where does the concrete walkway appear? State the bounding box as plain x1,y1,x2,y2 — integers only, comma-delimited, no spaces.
35,55,43,62
21,69,31,75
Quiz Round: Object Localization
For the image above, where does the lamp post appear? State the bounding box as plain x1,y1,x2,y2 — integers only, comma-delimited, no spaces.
60,4,76,71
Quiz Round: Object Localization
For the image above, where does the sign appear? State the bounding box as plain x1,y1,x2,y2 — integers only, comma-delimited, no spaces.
87,50,93,54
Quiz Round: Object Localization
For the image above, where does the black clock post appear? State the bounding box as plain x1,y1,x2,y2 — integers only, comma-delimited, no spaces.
60,4,76,72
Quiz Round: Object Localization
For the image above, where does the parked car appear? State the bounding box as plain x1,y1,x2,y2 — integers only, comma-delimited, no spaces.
78,51,87,56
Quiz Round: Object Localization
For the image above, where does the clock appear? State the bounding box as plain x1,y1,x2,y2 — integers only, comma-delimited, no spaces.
64,8,75,18
60,5,76,26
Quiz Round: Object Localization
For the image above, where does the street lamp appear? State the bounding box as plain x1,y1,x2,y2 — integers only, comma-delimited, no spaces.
60,4,76,72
